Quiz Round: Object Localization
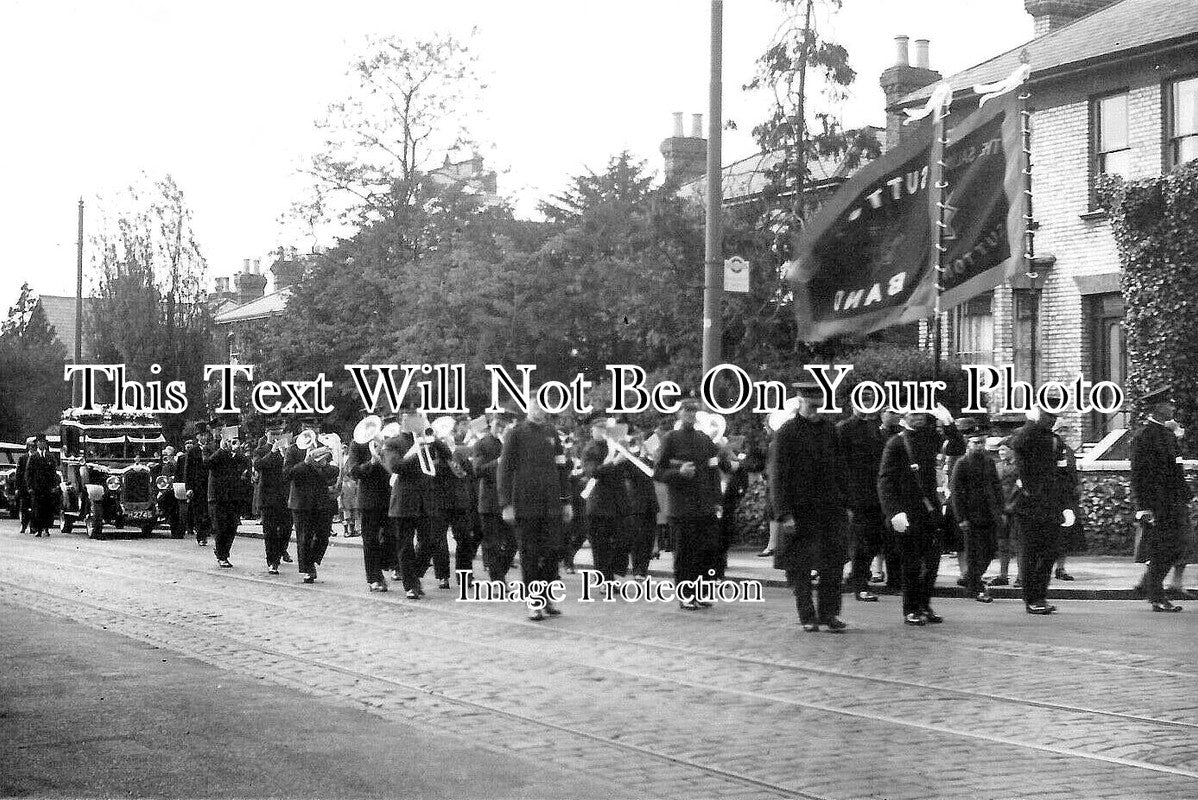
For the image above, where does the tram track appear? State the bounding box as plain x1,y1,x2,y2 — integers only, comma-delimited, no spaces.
7,543,1198,785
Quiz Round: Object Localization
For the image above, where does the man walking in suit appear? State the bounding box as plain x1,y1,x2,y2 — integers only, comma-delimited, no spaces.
769,382,849,632
347,438,393,592
498,396,572,620
253,420,293,574
837,402,889,603
474,412,517,581
949,428,1004,603
878,407,964,626
183,422,211,546
26,434,57,536
286,435,338,584
205,424,243,568
653,398,728,610
1131,386,1193,612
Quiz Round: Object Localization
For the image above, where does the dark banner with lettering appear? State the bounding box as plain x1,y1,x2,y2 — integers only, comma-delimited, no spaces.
787,92,1026,341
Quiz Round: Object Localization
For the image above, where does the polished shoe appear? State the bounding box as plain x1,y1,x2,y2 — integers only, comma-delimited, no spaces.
280,552,293,563
696,600,713,608
391,569,402,582
527,605,545,621
368,582,388,592
822,617,847,633
903,613,927,626
679,599,699,610
217,559,233,568
1054,569,1075,581
986,576,1009,587
955,578,968,587
1026,604,1052,614
1152,600,1183,612
267,564,279,575
975,592,994,604
855,591,879,602
869,573,885,584
405,589,419,600
757,549,774,558
302,573,316,584
1045,604,1058,613
921,609,944,624
438,579,451,590
543,601,562,616
800,621,820,632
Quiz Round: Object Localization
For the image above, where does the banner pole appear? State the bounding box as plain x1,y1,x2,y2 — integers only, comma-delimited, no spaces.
931,100,950,380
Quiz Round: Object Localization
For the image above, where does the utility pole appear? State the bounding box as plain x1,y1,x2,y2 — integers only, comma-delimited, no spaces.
74,198,83,407
701,0,724,381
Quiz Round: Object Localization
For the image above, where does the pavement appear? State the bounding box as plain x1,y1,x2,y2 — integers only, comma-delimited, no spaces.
2,516,1198,800
221,518,1157,600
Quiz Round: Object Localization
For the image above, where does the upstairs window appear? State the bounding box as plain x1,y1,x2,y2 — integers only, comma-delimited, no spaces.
1167,76,1198,170
1093,92,1131,180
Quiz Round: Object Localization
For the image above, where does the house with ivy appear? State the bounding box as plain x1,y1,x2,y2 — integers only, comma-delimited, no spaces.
883,0,1198,452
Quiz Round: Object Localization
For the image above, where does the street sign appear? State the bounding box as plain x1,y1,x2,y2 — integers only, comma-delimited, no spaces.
724,256,750,293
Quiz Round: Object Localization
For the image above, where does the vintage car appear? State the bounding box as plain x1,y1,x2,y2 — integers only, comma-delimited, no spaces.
1,465,17,518
58,408,167,538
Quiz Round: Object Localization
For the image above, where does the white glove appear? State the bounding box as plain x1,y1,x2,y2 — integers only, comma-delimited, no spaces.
930,404,955,427
1061,509,1075,528
1136,510,1155,523
890,512,910,533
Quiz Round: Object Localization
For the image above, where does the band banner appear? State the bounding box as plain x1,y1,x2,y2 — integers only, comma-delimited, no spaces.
787,91,1027,341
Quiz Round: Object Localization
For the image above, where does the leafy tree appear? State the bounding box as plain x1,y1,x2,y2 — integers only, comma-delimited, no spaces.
87,174,213,434
0,283,68,440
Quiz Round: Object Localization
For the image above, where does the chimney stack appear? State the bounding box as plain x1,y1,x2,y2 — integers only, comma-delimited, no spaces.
913,39,930,69
660,112,708,187
1024,0,1118,37
879,34,942,152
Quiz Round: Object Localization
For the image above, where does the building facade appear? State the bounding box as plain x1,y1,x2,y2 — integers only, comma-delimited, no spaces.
887,0,1198,445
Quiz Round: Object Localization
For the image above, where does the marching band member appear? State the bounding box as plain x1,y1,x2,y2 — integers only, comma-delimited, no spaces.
381,407,441,599
497,395,573,620
622,429,659,582
183,421,211,546
473,410,517,582
446,417,481,586
581,418,628,584
653,398,729,610
253,419,293,574
204,420,243,568
347,436,392,592
837,400,889,602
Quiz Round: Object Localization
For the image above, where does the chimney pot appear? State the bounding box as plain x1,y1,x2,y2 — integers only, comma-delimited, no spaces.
913,39,930,69
691,113,703,138
242,258,250,271
672,112,684,137
894,35,910,67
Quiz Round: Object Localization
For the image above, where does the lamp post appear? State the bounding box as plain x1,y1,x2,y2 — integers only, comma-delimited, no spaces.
701,0,723,383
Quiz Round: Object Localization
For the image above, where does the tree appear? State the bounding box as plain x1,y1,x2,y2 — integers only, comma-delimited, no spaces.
88,174,213,432
0,283,68,440
297,31,486,233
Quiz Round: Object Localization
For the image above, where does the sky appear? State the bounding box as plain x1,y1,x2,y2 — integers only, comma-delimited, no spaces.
0,0,1033,311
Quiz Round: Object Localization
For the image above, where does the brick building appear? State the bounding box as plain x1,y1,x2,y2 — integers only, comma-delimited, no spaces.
885,0,1198,445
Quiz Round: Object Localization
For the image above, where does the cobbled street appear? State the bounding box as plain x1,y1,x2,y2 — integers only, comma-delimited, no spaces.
2,520,1197,799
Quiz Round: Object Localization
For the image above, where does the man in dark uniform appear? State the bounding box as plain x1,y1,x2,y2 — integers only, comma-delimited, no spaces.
381,409,439,599
769,382,849,632
205,423,242,568
581,418,629,584
1131,386,1193,612
878,409,905,588
837,401,888,602
498,396,572,620
286,437,338,583
474,411,517,582
27,434,58,536
150,445,183,538
347,437,392,591
16,438,35,533
653,398,728,610
1008,400,1076,614
878,407,964,626
950,428,1004,603
253,420,293,574
183,422,211,546
623,430,660,581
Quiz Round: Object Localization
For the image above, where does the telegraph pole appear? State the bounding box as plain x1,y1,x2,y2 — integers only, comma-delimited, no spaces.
701,0,724,381
74,198,84,407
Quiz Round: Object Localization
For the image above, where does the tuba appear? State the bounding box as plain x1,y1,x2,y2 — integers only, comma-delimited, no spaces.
353,414,382,445
294,429,318,450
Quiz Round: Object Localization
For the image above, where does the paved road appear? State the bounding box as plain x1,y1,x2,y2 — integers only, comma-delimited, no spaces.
2,520,1197,799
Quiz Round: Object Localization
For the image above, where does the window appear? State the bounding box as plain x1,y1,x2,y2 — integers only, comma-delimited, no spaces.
1012,289,1039,384
952,291,994,364
1087,292,1129,439
1167,76,1198,169
1093,92,1131,180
